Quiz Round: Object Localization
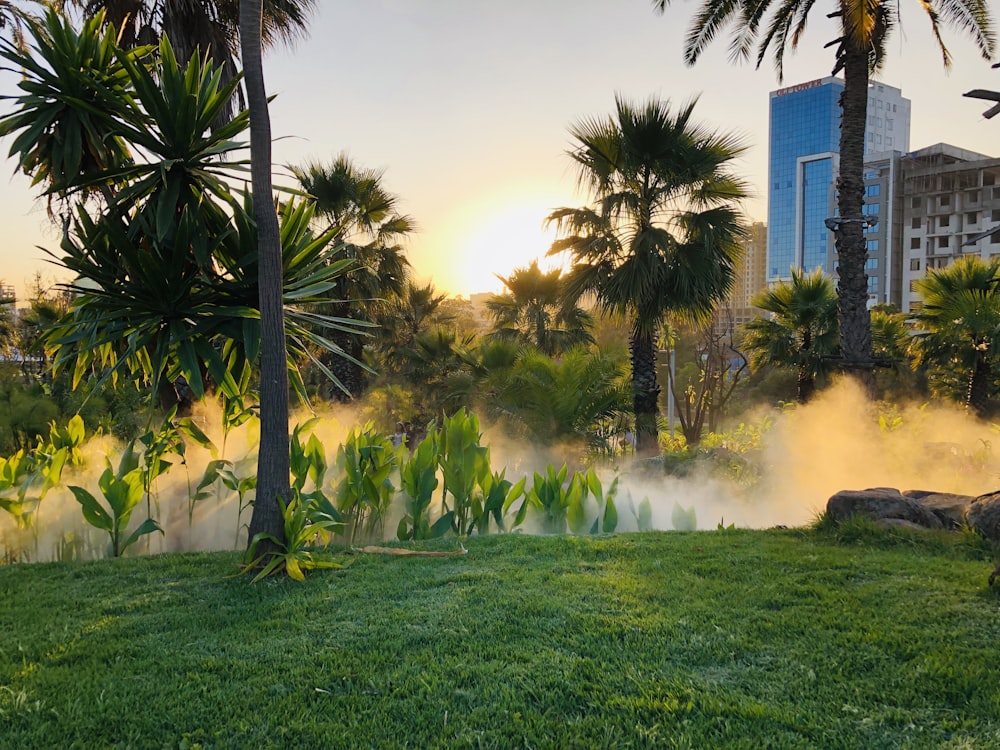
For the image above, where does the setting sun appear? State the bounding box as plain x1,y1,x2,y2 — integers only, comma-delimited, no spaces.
433,196,574,297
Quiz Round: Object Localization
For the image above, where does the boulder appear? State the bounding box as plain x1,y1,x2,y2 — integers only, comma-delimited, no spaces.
875,518,928,532
902,490,976,529
826,487,943,529
967,490,1000,541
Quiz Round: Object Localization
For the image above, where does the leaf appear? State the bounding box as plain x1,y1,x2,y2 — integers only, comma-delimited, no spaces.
68,485,113,532
120,517,164,554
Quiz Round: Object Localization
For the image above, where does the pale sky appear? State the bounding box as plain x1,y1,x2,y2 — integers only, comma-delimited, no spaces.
1,0,997,301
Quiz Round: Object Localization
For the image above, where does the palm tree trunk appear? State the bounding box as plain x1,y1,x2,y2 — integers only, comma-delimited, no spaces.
835,34,875,395
967,354,992,417
630,327,660,457
242,0,289,556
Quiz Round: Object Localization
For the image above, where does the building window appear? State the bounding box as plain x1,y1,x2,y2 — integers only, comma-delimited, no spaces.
867,239,879,252
910,258,921,271
865,184,881,197
910,237,921,250
867,276,879,293
969,190,980,202
939,215,950,228
967,211,979,225
911,217,921,229
866,258,879,270
992,231,1000,245
940,194,952,208
910,280,918,293
911,197,921,209
992,209,1000,222
887,118,893,131
886,137,893,147
938,236,949,249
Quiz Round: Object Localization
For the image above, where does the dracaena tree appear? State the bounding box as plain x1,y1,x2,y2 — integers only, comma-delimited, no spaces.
0,9,361,557
652,0,996,390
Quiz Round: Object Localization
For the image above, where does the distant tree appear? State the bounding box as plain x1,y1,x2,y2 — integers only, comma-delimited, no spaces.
652,0,996,390
741,269,838,403
486,260,593,356
292,154,414,400
375,280,448,369
668,310,749,445
911,256,1000,417
547,95,748,455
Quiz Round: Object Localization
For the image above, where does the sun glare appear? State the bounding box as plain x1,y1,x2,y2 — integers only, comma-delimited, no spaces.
445,201,569,296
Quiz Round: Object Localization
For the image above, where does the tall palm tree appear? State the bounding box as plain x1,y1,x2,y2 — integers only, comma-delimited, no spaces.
741,268,839,403
291,154,414,400
241,0,288,554
487,260,594,356
652,0,996,389
546,95,748,455
911,256,1000,417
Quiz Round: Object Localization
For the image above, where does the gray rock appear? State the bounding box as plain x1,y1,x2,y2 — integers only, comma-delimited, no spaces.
826,487,943,529
967,490,1000,541
902,490,976,529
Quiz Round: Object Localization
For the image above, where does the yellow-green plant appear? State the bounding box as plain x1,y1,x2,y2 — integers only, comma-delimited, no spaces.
68,443,162,557
245,492,343,582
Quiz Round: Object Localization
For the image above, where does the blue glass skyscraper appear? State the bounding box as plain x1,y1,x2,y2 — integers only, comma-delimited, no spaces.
767,78,842,281
767,77,910,285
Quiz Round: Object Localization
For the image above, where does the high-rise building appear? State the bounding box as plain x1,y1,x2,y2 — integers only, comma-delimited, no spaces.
728,221,768,327
899,144,1000,311
767,77,911,287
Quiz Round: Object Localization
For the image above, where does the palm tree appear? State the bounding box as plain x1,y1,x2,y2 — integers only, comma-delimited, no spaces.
241,0,288,554
652,0,996,389
546,95,748,455
486,260,594,356
911,256,1000,417
741,268,839,403
374,280,448,368
291,154,414,400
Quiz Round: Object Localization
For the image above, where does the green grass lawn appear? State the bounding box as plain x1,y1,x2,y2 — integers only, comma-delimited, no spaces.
1,528,998,749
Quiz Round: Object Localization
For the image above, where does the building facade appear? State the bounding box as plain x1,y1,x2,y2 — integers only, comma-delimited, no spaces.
899,144,1000,311
727,221,768,327
767,78,911,288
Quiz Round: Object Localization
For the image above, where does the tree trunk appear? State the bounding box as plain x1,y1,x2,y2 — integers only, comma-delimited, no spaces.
630,327,660,457
835,34,875,395
242,0,289,557
797,365,815,404
967,354,992,418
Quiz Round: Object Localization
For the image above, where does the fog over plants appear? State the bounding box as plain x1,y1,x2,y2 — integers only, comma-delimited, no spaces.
4,377,996,563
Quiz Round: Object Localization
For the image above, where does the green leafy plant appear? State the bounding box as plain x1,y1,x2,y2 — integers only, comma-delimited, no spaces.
396,430,443,541
472,469,525,536
671,502,698,531
244,493,343,582
333,425,398,544
437,409,491,536
68,443,163,557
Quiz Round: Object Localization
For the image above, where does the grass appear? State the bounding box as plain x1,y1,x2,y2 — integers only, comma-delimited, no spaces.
1,528,999,749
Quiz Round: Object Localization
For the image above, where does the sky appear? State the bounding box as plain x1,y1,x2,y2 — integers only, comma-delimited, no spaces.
0,0,997,301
